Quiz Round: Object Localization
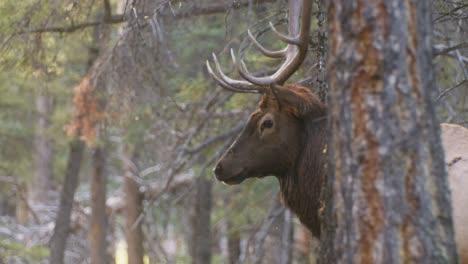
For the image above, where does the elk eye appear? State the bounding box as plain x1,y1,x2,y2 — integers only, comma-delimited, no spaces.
261,119,274,130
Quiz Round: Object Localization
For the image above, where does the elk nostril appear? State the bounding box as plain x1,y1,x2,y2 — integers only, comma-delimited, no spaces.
214,164,223,176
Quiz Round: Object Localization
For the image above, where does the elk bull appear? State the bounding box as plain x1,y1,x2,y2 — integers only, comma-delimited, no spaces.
206,0,466,261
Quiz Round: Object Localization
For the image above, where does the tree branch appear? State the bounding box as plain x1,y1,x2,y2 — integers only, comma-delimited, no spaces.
434,42,468,57
16,0,276,35
183,122,244,155
103,0,112,21
436,79,468,102
434,4,468,23
18,15,124,34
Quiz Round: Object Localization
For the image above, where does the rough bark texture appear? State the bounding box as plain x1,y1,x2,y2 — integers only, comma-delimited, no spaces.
322,0,458,263
49,139,84,264
89,147,108,264
191,177,212,264
123,149,144,264
31,94,54,203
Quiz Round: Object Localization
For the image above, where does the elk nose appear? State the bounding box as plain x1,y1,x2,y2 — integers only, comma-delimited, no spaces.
214,164,223,176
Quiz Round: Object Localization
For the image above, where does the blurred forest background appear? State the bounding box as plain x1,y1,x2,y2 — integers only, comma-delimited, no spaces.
0,0,466,263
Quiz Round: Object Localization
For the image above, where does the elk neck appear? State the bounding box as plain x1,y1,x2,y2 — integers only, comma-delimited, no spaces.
277,111,328,238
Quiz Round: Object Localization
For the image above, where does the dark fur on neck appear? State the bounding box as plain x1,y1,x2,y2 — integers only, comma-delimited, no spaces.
279,115,327,237
276,86,327,238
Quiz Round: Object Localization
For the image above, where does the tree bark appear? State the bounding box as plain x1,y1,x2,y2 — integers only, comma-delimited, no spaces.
49,20,102,261
15,182,29,225
322,0,458,263
294,224,313,264
191,177,212,264
89,146,108,264
122,147,144,264
264,209,293,264
49,139,84,264
31,93,54,203
252,195,284,264
227,219,240,264
279,210,293,264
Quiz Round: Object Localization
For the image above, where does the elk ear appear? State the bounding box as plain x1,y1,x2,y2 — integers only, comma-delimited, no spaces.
273,84,325,118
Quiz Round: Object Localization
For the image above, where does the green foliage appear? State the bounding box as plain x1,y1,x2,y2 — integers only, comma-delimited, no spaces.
0,239,49,262
174,76,211,102
0,0,94,181
0,73,35,177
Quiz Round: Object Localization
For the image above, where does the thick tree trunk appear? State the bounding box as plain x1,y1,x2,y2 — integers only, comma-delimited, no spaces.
322,0,458,263
89,146,108,264
31,94,54,203
49,139,84,264
122,148,144,264
191,177,212,264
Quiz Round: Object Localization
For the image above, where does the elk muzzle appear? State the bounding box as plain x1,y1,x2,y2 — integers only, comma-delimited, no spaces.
213,148,249,185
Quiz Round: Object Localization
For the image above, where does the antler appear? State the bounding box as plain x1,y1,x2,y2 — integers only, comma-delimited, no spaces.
206,0,312,93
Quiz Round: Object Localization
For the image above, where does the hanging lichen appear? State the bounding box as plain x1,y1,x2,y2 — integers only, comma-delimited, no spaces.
64,76,105,146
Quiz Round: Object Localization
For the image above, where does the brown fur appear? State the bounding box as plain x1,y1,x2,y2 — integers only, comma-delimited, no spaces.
274,85,327,237
215,84,327,237
215,87,467,260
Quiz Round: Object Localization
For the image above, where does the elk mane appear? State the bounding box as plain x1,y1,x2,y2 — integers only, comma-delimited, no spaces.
276,85,327,238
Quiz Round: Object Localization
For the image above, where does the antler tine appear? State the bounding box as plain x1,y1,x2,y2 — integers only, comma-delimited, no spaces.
247,29,287,58
268,21,301,45
207,53,265,93
211,53,265,92
206,0,311,91
206,61,259,94
232,0,312,86
231,49,276,86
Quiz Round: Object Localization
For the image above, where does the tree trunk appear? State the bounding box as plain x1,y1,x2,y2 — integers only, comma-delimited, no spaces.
227,219,240,264
15,183,29,225
294,224,314,264
252,195,284,264
122,148,144,264
49,139,84,264
31,93,54,203
49,24,101,261
265,209,293,264
191,177,212,264
322,0,458,263
89,146,108,264
279,210,293,264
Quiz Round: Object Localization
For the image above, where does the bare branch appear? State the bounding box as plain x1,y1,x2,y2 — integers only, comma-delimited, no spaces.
434,4,468,23
18,15,124,34
103,0,112,21
16,0,276,35
184,122,244,155
436,79,468,102
434,42,468,57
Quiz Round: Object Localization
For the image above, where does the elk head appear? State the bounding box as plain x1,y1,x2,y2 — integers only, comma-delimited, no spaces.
206,0,317,185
